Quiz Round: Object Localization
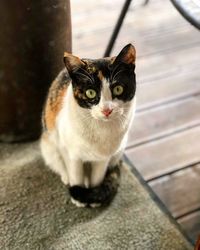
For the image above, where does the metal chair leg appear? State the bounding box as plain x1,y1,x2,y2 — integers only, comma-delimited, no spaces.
104,0,132,57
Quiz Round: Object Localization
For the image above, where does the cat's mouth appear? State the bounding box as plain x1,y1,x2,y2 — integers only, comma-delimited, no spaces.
95,117,111,122
91,114,112,122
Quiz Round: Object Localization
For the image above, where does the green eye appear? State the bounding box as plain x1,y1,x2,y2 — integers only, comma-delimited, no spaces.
113,85,123,96
85,89,96,99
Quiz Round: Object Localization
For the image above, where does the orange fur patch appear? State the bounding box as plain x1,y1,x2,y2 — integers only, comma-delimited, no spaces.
74,87,87,100
98,71,104,81
44,81,68,131
123,46,136,64
195,236,200,250
64,52,85,72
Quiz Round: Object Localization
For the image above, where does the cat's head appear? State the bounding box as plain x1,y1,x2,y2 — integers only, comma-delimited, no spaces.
64,44,136,121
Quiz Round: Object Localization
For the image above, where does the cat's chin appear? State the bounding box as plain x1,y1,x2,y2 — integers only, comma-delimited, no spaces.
92,116,112,122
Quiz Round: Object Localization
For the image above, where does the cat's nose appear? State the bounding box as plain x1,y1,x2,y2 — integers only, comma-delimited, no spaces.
102,108,113,117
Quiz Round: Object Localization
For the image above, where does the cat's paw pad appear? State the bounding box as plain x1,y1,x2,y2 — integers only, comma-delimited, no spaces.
71,197,87,208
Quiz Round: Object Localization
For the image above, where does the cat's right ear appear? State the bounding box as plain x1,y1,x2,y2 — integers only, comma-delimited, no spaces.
63,52,85,73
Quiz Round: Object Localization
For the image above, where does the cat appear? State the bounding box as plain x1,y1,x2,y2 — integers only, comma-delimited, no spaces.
40,44,136,207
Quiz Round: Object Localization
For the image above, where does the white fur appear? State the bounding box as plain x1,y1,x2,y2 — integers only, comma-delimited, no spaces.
41,78,136,188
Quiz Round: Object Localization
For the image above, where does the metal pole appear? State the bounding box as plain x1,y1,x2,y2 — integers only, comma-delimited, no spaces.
104,0,132,57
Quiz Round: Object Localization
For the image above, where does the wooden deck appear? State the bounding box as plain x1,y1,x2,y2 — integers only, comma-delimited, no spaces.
71,0,200,243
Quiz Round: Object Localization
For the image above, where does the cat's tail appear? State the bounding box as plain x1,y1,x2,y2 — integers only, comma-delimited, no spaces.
69,162,121,207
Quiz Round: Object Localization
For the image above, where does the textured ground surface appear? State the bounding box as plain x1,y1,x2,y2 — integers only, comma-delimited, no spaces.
0,142,193,249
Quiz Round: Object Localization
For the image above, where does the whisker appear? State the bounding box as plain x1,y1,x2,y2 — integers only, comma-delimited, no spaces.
76,71,94,83
79,68,95,83
110,63,121,80
112,69,127,83
111,63,127,82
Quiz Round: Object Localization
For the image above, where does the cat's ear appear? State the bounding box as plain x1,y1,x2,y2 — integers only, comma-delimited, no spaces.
113,44,136,65
63,52,85,72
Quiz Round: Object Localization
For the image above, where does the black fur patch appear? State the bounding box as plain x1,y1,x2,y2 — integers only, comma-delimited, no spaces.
69,163,121,207
110,63,136,102
70,66,102,109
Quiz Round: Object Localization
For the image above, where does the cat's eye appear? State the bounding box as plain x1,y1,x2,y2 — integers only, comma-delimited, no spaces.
85,89,96,99
113,85,124,96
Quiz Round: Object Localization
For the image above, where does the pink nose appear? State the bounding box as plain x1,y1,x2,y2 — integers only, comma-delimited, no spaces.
102,108,113,117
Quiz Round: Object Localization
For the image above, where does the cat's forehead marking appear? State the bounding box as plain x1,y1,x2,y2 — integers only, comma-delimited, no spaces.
94,60,111,80
101,78,112,101
82,59,97,74
97,71,104,81
87,65,96,74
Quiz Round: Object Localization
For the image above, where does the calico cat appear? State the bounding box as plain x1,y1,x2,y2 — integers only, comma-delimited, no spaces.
40,44,136,207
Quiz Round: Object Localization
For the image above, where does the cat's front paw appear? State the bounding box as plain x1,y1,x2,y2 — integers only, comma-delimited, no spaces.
68,165,121,208
69,185,102,208
69,186,93,208
70,197,87,208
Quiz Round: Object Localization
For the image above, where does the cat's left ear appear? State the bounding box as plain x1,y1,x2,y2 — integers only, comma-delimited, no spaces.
114,44,136,65
63,52,85,73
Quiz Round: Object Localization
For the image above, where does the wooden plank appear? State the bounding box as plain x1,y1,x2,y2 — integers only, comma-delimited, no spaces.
76,17,200,59
136,70,200,111
72,0,200,59
178,210,200,243
114,6,200,58
149,164,200,217
125,127,200,180
71,0,123,18
72,16,200,53
127,96,200,148
136,45,200,85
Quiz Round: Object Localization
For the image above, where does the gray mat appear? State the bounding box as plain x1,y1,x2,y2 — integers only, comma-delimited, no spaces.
0,142,193,250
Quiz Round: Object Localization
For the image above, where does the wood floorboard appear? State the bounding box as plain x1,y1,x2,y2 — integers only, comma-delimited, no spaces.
75,19,200,59
136,70,200,111
178,210,200,243
127,96,200,148
72,0,200,59
148,164,200,218
136,45,200,85
126,127,200,180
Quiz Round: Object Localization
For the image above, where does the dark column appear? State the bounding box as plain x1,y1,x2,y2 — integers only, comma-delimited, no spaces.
0,0,71,142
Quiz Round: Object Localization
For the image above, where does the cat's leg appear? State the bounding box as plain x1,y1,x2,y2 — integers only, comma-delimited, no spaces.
90,160,108,187
40,134,68,185
67,158,84,186
69,160,120,208
69,160,108,208
66,158,87,207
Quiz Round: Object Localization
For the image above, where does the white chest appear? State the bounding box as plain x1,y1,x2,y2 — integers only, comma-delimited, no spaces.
58,115,126,161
